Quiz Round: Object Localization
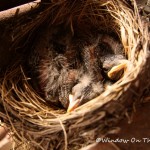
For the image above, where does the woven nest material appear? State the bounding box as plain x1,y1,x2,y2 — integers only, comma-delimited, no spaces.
0,0,150,150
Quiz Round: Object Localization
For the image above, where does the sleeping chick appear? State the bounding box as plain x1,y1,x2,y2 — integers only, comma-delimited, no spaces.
28,25,127,112
67,71,103,112
101,54,127,81
67,37,104,112
28,24,78,108
98,34,127,81
67,33,127,112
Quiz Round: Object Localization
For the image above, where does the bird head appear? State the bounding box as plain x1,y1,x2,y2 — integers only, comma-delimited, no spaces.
67,74,103,112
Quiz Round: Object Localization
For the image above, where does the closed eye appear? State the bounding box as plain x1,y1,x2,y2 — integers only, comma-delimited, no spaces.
98,42,114,56
53,41,66,54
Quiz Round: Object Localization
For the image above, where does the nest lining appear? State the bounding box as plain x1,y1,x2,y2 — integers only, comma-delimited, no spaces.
0,0,149,150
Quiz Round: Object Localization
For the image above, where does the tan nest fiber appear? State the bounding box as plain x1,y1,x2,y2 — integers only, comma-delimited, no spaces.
0,0,150,149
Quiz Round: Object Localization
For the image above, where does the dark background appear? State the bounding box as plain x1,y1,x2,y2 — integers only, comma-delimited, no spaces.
0,0,35,11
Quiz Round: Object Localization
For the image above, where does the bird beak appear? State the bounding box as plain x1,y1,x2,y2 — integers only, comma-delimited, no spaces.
107,62,127,80
67,94,81,113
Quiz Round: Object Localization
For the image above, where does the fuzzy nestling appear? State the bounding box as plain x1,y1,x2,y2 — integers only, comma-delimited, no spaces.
28,25,127,112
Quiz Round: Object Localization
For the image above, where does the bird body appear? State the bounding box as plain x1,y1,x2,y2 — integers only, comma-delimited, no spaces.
27,25,126,111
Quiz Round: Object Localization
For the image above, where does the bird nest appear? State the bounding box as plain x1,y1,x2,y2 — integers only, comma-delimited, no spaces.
0,0,149,149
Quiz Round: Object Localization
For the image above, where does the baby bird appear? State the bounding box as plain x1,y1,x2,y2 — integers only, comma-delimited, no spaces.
28,24,79,108
67,72,103,112
28,25,127,112
99,34,127,81
67,33,127,112
67,35,104,112
101,54,127,81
